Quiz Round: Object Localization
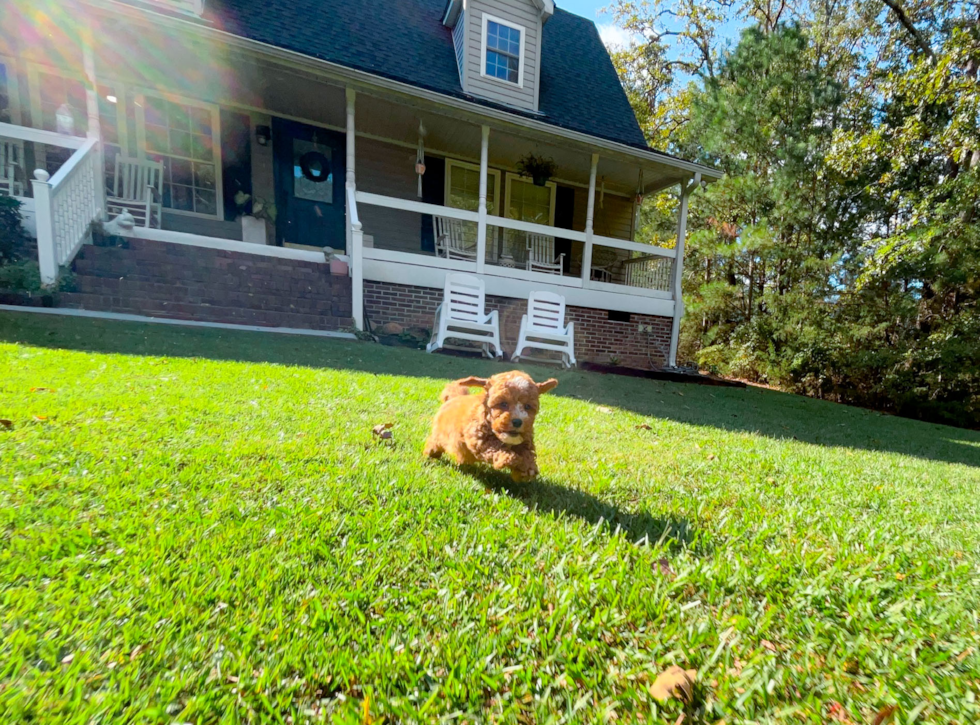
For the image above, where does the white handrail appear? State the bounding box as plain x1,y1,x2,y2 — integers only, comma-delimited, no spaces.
32,139,103,285
356,191,480,223
0,121,86,149
49,137,99,188
354,190,676,260
592,233,676,258
348,184,364,330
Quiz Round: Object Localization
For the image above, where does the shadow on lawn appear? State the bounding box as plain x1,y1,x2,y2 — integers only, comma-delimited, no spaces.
461,465,699,551
2,310,979,469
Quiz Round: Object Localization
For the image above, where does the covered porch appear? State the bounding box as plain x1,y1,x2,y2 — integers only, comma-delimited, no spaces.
0,0,714,366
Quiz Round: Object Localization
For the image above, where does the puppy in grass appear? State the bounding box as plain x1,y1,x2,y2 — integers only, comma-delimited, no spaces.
424,371,558,482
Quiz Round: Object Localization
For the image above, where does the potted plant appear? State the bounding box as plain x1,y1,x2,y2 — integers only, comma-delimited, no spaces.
516,153,558,187
235,191,277,245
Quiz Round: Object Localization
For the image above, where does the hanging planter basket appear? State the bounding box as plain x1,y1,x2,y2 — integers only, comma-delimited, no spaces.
516,153,557,187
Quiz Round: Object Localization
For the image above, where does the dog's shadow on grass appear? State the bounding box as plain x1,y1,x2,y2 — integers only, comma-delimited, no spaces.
458,465,700,552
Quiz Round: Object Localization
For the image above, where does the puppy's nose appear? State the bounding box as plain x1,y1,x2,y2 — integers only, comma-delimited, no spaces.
512,418,523,429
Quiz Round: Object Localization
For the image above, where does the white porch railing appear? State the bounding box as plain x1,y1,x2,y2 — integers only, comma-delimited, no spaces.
347,190,679,323
0,122,104,286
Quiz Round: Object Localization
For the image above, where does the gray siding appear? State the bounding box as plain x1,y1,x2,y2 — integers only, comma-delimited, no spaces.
465,0,540,112
357,137,426,253
452,10,467,89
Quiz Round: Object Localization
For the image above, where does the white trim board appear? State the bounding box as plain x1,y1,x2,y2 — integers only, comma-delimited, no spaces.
127,227,329,263
0,305,357,339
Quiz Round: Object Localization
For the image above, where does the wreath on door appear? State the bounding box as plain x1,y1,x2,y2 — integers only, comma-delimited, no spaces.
299,151,331,183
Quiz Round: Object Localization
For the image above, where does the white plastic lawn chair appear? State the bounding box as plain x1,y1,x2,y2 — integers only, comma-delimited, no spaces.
512,290,576,368
426,272,503,358
525,233,564,275
106,156,163,228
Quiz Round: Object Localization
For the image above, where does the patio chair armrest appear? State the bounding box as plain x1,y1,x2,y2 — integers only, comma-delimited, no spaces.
564,320,574,336
483,308,500,326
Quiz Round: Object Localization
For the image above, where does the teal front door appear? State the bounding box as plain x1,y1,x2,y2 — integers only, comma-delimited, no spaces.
272,118,346,249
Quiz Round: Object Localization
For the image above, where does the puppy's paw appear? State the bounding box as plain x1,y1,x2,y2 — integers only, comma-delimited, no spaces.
510,464,539,483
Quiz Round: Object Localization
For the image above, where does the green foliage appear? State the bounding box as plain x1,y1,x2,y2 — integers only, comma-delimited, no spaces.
611,0,980,427
0,195,27,264
1,312,979,722
0,259,74,294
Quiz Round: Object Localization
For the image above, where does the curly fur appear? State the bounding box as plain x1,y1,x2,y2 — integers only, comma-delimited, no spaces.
424,371,558,481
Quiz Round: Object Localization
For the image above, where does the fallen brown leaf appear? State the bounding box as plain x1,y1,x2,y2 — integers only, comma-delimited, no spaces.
872,705,897,725
656,558,674,576
761,640,777,653
30,387,53,393
649,665,697,703
61,653,74,665
635,423,653,430
826,701,854,724
33,415,48,421
707,454,716,461
372,423,394,440
0,419,12,429
956,647,974,662
129,645,144,661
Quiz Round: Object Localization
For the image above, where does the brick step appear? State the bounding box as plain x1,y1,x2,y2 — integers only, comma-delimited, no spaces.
71,274,349,317
60,292,352,331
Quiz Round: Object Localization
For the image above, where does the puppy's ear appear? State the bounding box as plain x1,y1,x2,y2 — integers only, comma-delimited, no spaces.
456,376,490,388
536,378,559,394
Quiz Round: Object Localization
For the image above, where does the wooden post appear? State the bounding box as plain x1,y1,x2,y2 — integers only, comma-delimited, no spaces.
476,125,490,273
580,153,599,284
668,175,695,368
32,169,58,286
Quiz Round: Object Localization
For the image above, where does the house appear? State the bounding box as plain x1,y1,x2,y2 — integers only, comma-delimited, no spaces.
0,0,719,368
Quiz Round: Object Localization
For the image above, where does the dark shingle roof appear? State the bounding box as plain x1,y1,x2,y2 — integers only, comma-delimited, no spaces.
204,0,648,149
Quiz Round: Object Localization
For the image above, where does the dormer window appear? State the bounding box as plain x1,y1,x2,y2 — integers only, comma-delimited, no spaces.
482,15,525,87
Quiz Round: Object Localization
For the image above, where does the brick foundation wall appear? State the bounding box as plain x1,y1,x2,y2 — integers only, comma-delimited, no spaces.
364,280,672,369
62,239,352,330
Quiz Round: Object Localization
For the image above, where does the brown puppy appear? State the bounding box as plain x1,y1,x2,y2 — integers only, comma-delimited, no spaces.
424,371,558,481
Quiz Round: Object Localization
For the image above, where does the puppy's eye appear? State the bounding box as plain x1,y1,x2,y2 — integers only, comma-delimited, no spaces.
526,406,535,413
496,402,509,411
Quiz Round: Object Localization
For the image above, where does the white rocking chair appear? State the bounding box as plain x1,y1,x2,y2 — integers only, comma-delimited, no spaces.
0,140,25,197
526,233,564,275
512,291,576,368
106,156,163,228
434,216,477,261
427,272,503,358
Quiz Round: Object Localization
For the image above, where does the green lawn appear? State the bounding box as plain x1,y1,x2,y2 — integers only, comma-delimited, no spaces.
1,310,979,724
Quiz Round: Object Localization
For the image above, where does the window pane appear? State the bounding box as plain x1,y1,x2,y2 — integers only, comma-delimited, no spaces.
143,96,220,215
193,162,215,190
194,189,216,215
170,158,193,186
191,133,213,161
0,63,10,124
171,184,193,211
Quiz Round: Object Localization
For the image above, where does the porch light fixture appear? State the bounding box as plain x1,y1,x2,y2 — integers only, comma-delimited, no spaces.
255,124,271,147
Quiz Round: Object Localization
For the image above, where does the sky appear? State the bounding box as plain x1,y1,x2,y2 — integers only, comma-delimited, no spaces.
557,0,748,52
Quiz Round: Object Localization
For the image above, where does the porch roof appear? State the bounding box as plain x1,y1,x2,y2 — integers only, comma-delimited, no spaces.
199,0,649,150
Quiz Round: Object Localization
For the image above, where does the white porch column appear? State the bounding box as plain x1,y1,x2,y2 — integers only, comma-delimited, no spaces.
345,88,364,330
667,175,695,368
345,88,356,187
32,170,58,286
82,26,106,220
580,153,599,284
476,125,490,273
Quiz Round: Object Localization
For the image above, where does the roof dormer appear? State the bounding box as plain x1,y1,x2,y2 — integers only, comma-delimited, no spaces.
444,0,553,113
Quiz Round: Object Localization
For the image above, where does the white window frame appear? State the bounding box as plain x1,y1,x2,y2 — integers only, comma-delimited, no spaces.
26,63,128,144
444,158,501,215
0,54,23,125
504,172,556,226
480,13,526,88
135,90,224,220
